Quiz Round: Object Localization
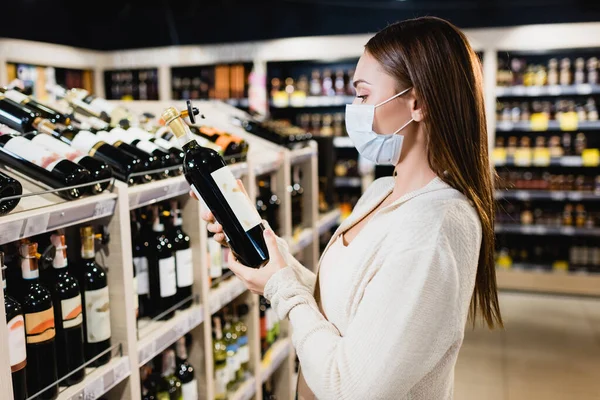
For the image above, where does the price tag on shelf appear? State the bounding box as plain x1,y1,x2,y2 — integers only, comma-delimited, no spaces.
139,341,156,365
533,148,551,166
93,199,116,218
576,84,593,95
528,86,542,96
561,226,576,236
558,111,579,131
174,316,189,337
548,86,562,96
530,113,549,131
550,191,567,201
113,358,130,383
0,220,24,245
514,149,532,166
103,368,115,391
515,191,531,201
23,213,50,238
582,149,600,167
497,121,513,131
513,86,526,96
568,192,583,201
84,378,104,400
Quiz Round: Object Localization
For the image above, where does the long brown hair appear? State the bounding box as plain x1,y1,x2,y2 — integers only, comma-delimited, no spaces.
365,17,502,329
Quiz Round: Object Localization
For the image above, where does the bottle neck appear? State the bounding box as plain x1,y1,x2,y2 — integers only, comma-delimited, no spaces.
21,257,39,280
53,245,68,269
81,235,95,259
153,219,165,232
162,352,176,377
176,339,188,361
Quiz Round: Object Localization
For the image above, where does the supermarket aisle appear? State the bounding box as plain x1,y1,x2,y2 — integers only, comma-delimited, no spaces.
454,292,600,400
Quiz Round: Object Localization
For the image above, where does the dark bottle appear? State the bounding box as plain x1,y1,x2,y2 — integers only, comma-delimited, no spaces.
169,200,193,309
157,349,183,400
0,87,71,125
259,296,268,356
111,127,177,171
0,170,22,215
19,242,59,400
0,134,91,200
233,117,311,149
256,177,280,234
24,131,112,194
0,94,42,133
132,211,150,319
162,106,269,268
141,363,158,400
175,336,198,400
146,206,177,320
48,233,85,385
79,225,112,367
189,125,248,163
290,166,304,231
2,252,28,400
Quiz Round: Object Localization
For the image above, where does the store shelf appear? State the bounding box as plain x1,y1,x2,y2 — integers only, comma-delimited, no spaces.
496,120,600,131
260,338,292,384
317,209,341,235
494,156,593,168
495,189,600,201
333,136,354,148
496,84,600,98
290,146,317,165
0,191,117,245
495,224,600,237
288,228,314,254
128,175,188,209
137,304,204,366
208,277,248,315
229,376,257,400
271,95,354,108
334,176,362,188
496,268,600,296
57,356,130,400
225,98,250,108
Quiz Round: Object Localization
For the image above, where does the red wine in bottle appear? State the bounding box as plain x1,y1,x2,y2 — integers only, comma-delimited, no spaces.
48,234,85,385
19,242,59,400
24,132,112,194
128,127,184,164
0,134,91,200
169,200,193,309
110,127,177,172
162,107,268,268
79,226,112,367
0,170,22,215
0,87,71,125
94,131,160,180
175,336,198,400
2,252,28,400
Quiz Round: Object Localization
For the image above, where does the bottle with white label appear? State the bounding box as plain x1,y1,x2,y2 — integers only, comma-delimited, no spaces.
19,242,59,399
162,105,269,268
213,317,228,400
0,86,71,125
208,233,223,287
2,252,28,400
128,126,184,165
132,211,150,319
48,233,85,385
224,315,240,390
110,127,177,174
0,134,91,200
79,225,112,367
169,200,193,309
146,205,178,320
175,336,198,400
233,304,250,382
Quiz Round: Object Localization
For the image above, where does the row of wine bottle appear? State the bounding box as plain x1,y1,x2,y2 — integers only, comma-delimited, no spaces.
2,226,111,400
141,335,198,400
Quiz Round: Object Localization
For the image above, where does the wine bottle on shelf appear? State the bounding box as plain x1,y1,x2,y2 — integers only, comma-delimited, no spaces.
23,131,112,194
223,313,240,390
157,349,183,400
189,125,248,163
128,126,185,164
0,134,91,200
0,87,71,125
233,304,250,382
48,233,85,385
168,200,193,309
155,125,227,159
259,296,268,356
46,84,107,122
0,170,22,215
175,336,198,400
291,166,304,232
2,252,28,400
110,127,177,173
145,206,178,320
162,106,269,268
19,242,59,400
71,114,111,133
132,211,150,320
213,316,228,400
208,233,223,287
79,226,112,367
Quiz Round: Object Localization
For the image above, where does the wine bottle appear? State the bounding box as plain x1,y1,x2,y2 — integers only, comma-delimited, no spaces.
162,106,269,268
256,177,280,234
155,125,226,159
19,242,59,400
213,317,228,400
0,95,41,133
169,200,193,309
234,117,312,149
233,304,249,382
2,252,28,400
24,132,112,194
128,127,184,164
79,226,112,367
110,127,177,173
223,314,240,390
94,131,160,180
291,166,304,231
175,336,198,400
0,170,22,215
157,349,183,400
145,206,177,320
208,233,223,287
132,211,150,319
0,134,90,200
48,233,85,385
0,87,71,125
259,297,268,356
46,84,107,122
69,130,146,185
189,125,248,163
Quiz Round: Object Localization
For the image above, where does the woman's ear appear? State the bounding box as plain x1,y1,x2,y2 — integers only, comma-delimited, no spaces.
410,96,425,122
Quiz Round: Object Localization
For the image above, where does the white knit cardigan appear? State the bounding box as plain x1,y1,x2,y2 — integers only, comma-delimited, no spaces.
264,176,482,400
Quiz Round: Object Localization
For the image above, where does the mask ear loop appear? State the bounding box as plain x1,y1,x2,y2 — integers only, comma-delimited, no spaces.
375,86,413,108
392,118,414,135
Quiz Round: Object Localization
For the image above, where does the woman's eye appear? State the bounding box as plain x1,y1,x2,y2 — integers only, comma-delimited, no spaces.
356,95,368,102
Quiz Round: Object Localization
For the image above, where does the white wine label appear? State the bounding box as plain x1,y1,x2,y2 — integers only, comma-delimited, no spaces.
3,136,65,172
226,352,237,382
89,97,115,114
214,367,228,397
209,238,223,279
182,380,199,400
133,257,149,295
175,248,194,288
134,140,161,154
25,307,55,344
153,137,175,151
132,276,139,314
61,295,83,329
210,167,262,231
4,89,29,104
30,134,83,161
159,257,177,298
71,131,102,154
84,286,111,343
8,315,27,372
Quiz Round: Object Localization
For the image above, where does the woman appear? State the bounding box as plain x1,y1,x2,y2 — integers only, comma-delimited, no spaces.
197,16,502,400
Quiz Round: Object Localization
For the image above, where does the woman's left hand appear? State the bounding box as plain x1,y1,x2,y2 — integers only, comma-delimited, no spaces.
228,228,287,295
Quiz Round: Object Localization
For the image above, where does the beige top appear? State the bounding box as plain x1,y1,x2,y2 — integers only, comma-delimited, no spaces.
266,176,482,400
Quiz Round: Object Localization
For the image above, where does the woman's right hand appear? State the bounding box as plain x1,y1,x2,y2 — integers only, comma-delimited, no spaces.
189,189,228,246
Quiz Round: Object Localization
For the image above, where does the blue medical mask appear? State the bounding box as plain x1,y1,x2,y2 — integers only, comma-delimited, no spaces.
345,87,414,165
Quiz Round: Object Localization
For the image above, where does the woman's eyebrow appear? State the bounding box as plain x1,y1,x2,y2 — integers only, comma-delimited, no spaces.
353,79,371,88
